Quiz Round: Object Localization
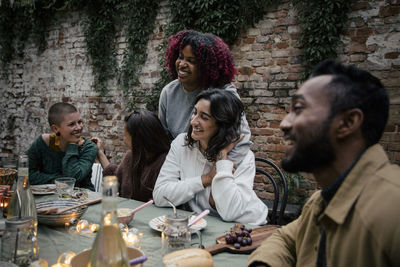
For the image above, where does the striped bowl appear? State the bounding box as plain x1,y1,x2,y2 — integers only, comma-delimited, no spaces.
36,200,88,226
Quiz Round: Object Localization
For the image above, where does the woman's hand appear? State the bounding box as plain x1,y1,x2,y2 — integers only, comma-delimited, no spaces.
201,163,216,187
91,137,104,151
217,134,244,161
78,137,85,147
91,137,110,168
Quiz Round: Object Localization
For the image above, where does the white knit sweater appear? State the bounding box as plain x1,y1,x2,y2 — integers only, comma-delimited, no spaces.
153,133,268,225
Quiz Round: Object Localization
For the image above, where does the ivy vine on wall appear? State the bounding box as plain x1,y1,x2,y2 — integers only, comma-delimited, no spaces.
0,0,354,102
292,0,354,78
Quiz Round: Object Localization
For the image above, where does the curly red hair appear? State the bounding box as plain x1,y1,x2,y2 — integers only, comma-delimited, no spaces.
165,30,237,89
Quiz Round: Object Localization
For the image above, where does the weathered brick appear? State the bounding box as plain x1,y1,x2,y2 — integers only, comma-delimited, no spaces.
276,42,289,49
379,6,400,17
350,54,367,62
384,52,400,59
251,128,274,136
244,37,256,44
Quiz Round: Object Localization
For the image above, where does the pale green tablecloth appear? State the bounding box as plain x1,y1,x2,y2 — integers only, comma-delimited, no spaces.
36,195,250,266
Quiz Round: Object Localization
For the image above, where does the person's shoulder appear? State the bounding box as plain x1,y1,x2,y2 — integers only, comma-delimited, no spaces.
161,79,181,94
30,134,48,148
376,161,400,185
41,134,50,145
357,163,400,229
240,149,254,164
222,82,237,91
220,83,240,98
173,133,187,144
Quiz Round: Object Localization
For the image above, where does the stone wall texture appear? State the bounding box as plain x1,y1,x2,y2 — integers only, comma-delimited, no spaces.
1,0,399,203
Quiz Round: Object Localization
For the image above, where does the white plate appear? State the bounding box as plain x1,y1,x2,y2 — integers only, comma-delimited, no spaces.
31,184,56,195
148,215,207,233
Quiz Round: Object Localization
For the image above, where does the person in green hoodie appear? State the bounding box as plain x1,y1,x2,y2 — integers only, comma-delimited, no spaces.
27,102,98,190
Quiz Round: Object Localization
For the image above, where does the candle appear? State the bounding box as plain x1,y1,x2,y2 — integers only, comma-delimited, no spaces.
89,223,100,232
76,220,89,232
57,251,76,265
121,228,142,248
0,195,10,217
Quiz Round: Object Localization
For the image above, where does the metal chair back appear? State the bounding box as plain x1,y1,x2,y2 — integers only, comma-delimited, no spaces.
255,157,288,225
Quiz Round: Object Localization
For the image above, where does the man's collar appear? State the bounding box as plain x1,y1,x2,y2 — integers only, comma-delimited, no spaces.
320,151,363,204
321,144,389,224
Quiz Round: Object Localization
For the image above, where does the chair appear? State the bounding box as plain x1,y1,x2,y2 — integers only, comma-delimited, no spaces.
91,163,103,192
255,157,288,225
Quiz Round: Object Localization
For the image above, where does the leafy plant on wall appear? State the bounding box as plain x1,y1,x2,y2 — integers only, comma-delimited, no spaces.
0,0,354,102
83,0,118,95
292,0,354,78
0,1,51,70
117,0,160,91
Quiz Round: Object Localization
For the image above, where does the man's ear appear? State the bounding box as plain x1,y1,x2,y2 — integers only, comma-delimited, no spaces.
335,108,363,139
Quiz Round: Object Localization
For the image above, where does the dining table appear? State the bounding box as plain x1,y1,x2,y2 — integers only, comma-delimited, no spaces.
35,192,252,266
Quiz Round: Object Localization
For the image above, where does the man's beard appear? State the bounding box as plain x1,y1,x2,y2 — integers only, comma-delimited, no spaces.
281,118,336,173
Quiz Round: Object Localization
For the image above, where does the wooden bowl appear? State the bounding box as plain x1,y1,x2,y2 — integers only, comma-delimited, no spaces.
70,247,144,267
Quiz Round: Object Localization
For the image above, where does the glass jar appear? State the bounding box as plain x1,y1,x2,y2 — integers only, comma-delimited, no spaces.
161,214,202,256
0,216,39,267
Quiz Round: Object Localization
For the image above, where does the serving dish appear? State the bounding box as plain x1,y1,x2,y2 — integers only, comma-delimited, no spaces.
36,200,87,226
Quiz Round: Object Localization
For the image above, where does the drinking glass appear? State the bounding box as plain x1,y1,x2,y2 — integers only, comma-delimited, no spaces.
161,214,202,256
55,178,76,198
1,157,17,170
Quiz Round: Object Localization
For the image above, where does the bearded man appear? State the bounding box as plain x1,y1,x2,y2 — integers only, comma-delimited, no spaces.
248,60,400,267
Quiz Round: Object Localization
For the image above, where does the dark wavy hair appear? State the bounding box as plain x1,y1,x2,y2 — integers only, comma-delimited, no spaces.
125,110,171,196
310,59,389,147
185,89,243,161
165,29,236,89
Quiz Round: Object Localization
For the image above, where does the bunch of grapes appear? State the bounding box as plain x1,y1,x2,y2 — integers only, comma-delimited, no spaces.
224,223,253,249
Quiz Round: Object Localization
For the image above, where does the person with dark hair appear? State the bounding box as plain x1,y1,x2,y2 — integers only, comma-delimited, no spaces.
154,89,268,225
159,29,252,163
92,110,170,202
248,60,400,267
27,102,98,190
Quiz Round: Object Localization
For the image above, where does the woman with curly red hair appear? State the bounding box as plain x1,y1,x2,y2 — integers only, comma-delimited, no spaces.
159,29,251,163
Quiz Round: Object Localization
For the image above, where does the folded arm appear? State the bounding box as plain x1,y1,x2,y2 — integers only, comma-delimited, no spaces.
153,138,204,207
62,139,98,183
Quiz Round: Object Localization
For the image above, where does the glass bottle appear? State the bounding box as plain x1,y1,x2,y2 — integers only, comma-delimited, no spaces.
7,155,37,233
89,176,129,267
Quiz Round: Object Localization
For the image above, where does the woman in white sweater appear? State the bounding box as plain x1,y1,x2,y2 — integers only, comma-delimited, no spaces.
153,89,268,225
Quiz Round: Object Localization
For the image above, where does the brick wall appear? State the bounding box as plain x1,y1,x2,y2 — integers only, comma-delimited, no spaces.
1,0,398,203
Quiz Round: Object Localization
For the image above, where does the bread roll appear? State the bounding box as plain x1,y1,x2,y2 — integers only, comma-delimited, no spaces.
162,248,213,267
